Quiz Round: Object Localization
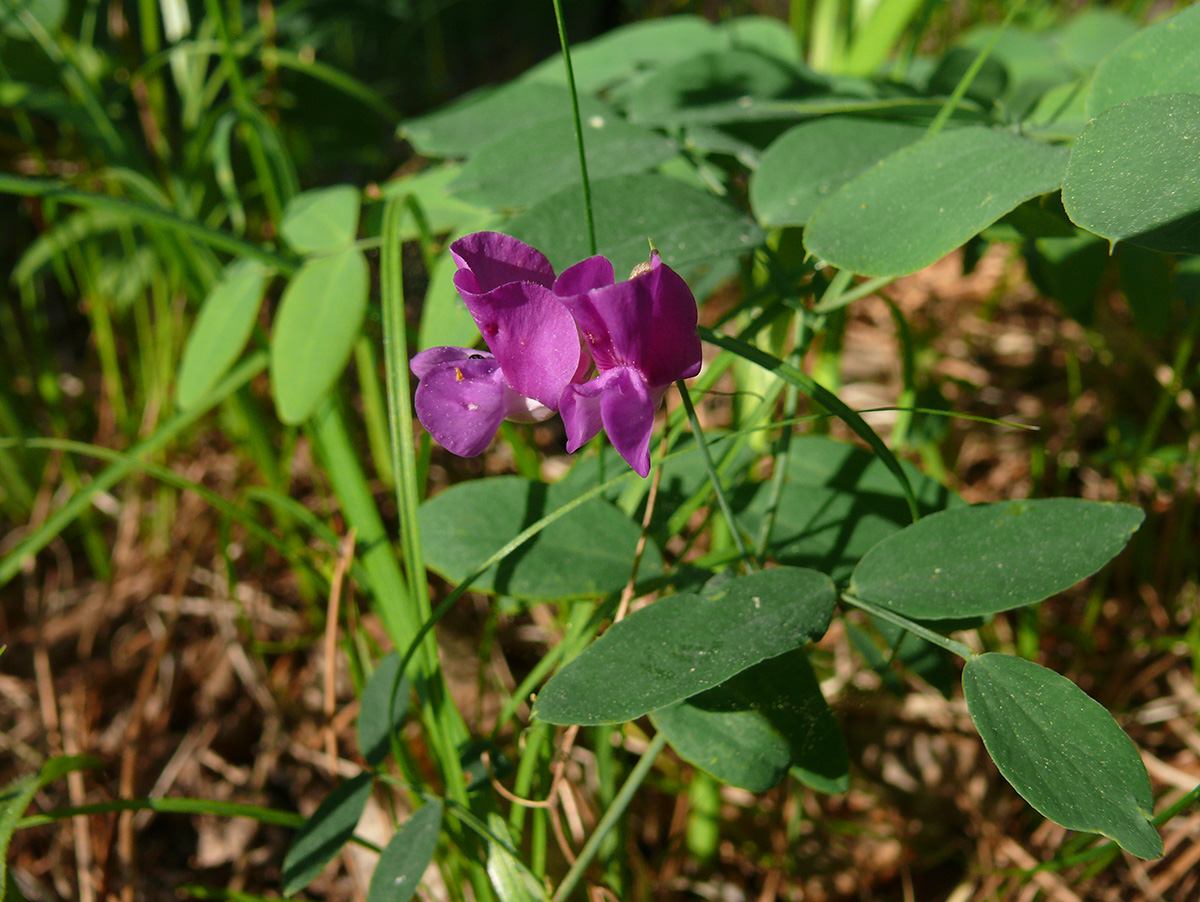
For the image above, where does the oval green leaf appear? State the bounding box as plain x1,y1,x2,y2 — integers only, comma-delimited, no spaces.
176,260,271,409
849,499,1144,620
280,185,361,254
964,654,1161,859
651,648,847,793
282,772,374,896
1086,4,1200,118
533,567,836,725
505,172,764,278
357,652,411,768
805,127,1068,277
417,477,662,602
751,117,927,227
366,799,442,902
450,113,676,209
270,247,369,424
1063,93,1200,255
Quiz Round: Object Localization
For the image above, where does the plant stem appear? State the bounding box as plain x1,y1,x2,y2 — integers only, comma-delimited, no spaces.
840,593,975,660
551,0,597,257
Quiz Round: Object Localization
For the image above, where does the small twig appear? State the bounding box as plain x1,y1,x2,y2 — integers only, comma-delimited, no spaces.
324,528,357,777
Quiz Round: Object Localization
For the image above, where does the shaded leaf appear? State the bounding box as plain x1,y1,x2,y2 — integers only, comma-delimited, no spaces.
534,567,836,725
1025,230,1109,325
270,247,369,424
177,260,271,409
367,800,442,902
282,773,374,896
805,127,1068,277
1118,244,1175,335
964,654,1161,859
849,499,1144,619
505,172,764,281
357,652,411,768
418,477,661,602
280,186,360,254
1063,93,1200,256
652,649,847,793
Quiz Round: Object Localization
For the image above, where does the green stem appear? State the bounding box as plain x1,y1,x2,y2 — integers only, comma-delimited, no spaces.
840,593,975,660
552,732,669,902
551,0,596,257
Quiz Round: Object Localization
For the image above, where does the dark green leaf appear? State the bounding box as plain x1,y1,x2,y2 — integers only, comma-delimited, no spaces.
357,653,411,768
964,654,1161,859
400,82,610,158
1119,244,1175,335
177,260,271,409
366,800,442,902
751,117,926,227
1087,4,1200,118
1063,93,1200,255
270,247,369,424
282,773,374,896
652,649,847,793
0,0,66,39
534,567,836,725
417,477,662,602
280,186,360,254
505,173,764,277
1025,230,1109,324
450,113,676,209
805,127,1068,277
849,499,1144,619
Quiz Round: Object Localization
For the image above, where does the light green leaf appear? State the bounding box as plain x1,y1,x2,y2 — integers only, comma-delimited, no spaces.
1,0,66,38
505,172,764,278
651,649,847,793
282,773,374,896
417,477,662,602
849,499,1144,620
401,82,609,158
1053,10,1138,72
177,260,271,409
367,800,442,902
1063,93,1200,255
357,652,411,768
450,113,676,209
534,567,836,726
280,185,360,254
485,814,547,902
270,247,369,424
964,654,1161,859
1087,4,1200,118
523,16,724,93
751,117,926,227
722,15,802,65
805,127,1068,277
373,164,489,241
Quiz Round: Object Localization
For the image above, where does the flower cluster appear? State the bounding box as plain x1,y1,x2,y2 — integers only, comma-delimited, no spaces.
411,232,702,477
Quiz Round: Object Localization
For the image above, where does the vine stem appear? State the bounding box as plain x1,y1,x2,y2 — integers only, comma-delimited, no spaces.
840,593,975,660
551,0,597,256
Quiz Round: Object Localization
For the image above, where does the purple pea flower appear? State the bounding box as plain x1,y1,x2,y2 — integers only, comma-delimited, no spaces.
411,232,588,457
556,251,702,477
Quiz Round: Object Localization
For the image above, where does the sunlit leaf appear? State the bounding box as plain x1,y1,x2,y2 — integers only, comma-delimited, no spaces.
849,499,1144,619
964,654,1162,859
534,568,836,725
1087,3,1200,117
280,186,360,254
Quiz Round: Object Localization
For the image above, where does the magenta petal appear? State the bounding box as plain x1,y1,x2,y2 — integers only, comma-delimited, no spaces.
410,346,490,379
450,231,555,293
554,255,614,296
559,253,701,388
452,278,584,408
560,378,606,454
599,368,656,477
413,356,508,457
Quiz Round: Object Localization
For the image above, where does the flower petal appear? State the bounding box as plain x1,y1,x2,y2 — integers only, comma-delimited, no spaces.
560,378,607,455
599,368,656,478
450,231,555,293
413,356,508,457
451,278,586,408
554,255,614,296
410,346,490,380
559,253,701,388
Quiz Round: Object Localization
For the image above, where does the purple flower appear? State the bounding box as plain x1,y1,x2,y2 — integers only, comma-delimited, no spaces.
412,232,588,457
556,252,702,477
